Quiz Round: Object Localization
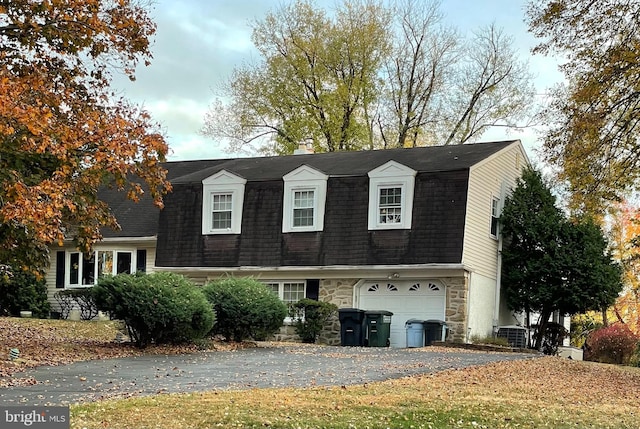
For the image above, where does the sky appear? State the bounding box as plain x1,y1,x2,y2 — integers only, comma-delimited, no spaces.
111,0,565,163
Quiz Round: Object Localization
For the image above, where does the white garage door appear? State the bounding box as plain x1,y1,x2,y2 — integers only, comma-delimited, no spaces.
357,280,446,348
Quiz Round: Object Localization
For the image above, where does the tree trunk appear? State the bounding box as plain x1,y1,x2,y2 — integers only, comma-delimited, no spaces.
533,309,552,351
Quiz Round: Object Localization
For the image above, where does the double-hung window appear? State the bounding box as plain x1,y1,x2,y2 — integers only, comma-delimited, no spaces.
202,170,246,235
490,196,500,238
293,189,315,227
368,161,416,230
378,186,403,225
211,193,233,230
282,165,327,233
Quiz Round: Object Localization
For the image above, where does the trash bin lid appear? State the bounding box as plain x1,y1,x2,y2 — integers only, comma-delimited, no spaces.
365,310,393,316
423,319,446,325
405,318,424,325
338,308,365,313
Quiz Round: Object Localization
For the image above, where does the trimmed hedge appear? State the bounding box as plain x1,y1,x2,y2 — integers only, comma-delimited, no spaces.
202,277,287,342
92,272,215,348
0,266,50,318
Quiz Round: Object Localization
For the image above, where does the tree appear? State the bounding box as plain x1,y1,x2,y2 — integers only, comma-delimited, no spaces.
501,168,622,349
0,1,171,271
609,202,640,334
203,0,535,154
203,0,391,155
527,0,640,215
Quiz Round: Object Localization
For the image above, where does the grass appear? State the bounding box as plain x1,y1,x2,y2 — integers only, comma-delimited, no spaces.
71,357,640,429
2,318,639,428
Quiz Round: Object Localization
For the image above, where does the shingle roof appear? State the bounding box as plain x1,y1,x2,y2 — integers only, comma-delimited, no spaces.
171,140,518,184
100,140,519,238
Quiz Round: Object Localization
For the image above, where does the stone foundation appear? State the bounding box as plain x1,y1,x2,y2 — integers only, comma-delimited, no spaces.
443,276,468,342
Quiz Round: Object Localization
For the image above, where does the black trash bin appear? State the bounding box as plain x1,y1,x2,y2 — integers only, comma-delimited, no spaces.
338,308,366,346
423,319,447,345
364,310,393,347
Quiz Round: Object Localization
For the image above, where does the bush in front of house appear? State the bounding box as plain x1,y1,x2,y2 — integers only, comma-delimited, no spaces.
202,277,287,342
585,323,639,365
541,322,569,356
53,288,98,320
289,298,338,343
0,265,50,318
92,272,215,348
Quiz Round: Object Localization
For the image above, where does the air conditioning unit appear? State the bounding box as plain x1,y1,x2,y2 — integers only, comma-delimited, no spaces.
497,325,528,348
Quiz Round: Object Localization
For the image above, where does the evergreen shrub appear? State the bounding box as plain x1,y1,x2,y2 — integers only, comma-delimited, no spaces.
92,272,215,348
289,298,338,343
0,266,50,318
202,277,287,342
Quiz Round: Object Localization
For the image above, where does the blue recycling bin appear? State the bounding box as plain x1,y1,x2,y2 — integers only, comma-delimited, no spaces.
405,319,425,348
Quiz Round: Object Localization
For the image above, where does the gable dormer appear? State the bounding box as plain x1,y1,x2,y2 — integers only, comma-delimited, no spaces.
202,170,246,235
367,160,416,230
282,165,328,233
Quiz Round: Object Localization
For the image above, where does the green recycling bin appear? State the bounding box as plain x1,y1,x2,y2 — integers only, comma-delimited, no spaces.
364,310,393,347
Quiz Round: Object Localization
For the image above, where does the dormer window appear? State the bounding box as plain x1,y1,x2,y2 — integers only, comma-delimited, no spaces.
202,170,246,235
283,165,328,233
368,161,416,230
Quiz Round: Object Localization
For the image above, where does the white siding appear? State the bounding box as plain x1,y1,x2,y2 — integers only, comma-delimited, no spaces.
467,273,496,339
463,142,528,279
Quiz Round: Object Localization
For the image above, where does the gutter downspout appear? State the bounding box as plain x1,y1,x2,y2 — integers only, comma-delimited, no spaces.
494,230,503,334
493,182,507,334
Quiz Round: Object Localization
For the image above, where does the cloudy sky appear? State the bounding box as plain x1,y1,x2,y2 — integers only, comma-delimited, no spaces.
111,0,564,162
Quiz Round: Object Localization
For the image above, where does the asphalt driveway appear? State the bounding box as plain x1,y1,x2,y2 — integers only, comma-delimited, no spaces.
0,344,537,406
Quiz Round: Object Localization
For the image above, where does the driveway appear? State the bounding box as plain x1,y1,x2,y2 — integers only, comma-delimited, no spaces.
0,344,537,406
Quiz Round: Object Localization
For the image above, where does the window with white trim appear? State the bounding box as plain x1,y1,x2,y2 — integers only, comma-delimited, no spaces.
211,193,233,229
283,165,327,233
490,196,500,238
378,186,403,224
368,161,416,230
202,170,246,235
66,249,136,288
293,189,315,227
265,281,306,305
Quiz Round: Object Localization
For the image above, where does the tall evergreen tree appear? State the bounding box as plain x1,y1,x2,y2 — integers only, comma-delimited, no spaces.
501,168,622,349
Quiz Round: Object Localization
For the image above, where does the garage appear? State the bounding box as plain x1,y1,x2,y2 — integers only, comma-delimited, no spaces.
357,280,446,348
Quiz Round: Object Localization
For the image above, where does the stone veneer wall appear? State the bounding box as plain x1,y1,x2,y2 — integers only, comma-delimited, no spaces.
272,275,469,345
317,278,358,345
271,278,357,344
443,276,468,343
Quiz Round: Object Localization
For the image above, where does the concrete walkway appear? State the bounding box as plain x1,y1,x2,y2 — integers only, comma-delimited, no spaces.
0,344,537,406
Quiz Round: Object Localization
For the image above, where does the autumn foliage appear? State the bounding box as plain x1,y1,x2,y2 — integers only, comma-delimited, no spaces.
585,323,639,365
0,0,171,270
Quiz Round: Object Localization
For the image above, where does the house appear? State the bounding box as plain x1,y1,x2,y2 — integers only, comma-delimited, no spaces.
46,140,529,347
